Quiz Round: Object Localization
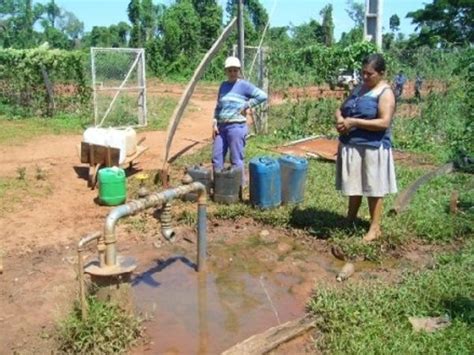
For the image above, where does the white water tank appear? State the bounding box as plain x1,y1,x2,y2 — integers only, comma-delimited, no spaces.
83,127,137,164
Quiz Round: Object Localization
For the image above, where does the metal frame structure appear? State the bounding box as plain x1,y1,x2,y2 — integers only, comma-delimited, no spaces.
364,0,383,50
90,47,147,127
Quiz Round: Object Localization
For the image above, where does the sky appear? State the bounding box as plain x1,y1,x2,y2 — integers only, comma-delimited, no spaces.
52,0,427,40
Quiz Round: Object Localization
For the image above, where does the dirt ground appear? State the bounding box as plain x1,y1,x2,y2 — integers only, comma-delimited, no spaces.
0,83,218,353
0,82,438,354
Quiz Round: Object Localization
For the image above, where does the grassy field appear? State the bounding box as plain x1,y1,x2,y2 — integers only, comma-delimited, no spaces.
0,94,178,145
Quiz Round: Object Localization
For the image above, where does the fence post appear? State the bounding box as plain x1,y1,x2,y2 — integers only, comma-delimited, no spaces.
40,64,55,117
261,47,269,134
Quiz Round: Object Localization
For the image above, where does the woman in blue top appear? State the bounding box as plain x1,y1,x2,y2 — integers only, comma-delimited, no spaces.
212,56,267,179
335,53,397,242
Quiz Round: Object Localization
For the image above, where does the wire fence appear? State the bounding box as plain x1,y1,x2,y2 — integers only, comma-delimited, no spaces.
91,48,147,128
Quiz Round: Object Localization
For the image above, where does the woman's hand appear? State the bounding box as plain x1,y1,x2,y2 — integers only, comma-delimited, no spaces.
336,118,354,135
212,123,219,139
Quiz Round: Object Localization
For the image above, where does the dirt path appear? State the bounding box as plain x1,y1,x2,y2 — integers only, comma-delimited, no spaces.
0,84,215,256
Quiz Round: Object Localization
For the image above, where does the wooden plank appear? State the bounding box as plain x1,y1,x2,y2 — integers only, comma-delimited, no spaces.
163,17,237,170
80,142,120,166
121,145,149,166
222,315,316,355
389,163,454,215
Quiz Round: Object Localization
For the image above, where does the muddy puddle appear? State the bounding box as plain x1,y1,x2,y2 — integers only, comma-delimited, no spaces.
130,233,342,354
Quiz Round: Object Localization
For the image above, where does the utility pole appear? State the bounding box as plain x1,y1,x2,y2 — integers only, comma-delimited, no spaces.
237,0,245,71
364,0,383,50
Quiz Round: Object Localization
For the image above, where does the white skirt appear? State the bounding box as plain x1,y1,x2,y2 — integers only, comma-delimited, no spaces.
336,143,397,197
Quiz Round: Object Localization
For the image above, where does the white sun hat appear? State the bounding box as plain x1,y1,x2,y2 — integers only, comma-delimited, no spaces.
224,56,241,69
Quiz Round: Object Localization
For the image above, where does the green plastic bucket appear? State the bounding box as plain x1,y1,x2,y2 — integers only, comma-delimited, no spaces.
98,167,127,206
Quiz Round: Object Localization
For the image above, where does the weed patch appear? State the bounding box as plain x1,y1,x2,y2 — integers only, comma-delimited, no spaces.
0,174,52,213
58,297,143,354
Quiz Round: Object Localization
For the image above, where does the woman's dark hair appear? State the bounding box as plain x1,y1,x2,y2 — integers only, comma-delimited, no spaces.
362,53,386,73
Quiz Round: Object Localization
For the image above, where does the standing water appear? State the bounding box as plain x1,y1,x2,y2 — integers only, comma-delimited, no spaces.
130,233,341,354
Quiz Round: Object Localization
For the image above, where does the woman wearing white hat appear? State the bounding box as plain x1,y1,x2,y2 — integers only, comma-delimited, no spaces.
212,56,267,180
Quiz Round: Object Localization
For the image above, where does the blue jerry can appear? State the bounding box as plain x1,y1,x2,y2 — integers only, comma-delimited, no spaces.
278,155,308,204
249,157,281,209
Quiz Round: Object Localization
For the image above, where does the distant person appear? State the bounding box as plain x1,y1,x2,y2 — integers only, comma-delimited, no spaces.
414,73,423,101
393,70,407,100
335,53,397,242
212,56,267,181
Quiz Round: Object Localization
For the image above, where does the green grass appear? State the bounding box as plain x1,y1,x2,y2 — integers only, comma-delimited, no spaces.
308,243,474,354
57,296,143,354
0,94,178,146
146,96,178,130
0,173,52,213
0,113,89,145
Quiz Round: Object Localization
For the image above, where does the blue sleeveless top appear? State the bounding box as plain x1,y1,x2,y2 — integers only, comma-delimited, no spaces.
339,85,392,148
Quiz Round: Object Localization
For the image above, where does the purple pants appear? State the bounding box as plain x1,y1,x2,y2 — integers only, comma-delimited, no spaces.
212,122,248,172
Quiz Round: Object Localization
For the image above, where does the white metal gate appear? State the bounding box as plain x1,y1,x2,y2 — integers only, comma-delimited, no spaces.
90,47,147,128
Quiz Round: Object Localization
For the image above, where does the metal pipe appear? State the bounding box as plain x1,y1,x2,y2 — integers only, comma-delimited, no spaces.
77,231,101,320
160,202,175,241
104,182,207,269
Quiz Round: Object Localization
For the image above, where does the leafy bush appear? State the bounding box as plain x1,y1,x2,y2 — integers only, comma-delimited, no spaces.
0,48,90,116
267,41,377,89
394,77,473,162
271,98,339,140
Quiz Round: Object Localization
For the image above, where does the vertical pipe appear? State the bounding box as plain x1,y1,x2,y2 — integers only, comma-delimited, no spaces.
78,247,88,320
105,232,117,266
139,49,147,126
238,0,245,73
197,203,207,272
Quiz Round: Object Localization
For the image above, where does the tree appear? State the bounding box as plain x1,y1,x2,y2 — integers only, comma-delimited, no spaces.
339,27,363,46
345,0,364,28
161,0,200,66
128,0,144,47
88,26,111,47
141,0,157,42
0,0,44,48
389,14,400,33
291,20,324,47
407,0,473,46
44,0,60,29
58,10,83,41
117,21,131,47
192,0,222,50
320,4,334,46
226,0,269,44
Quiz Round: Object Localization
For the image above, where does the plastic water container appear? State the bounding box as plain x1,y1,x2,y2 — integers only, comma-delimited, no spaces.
279,155,308,204
213,167,242,204
83,127,137,164
98,167,127,206
83,127,108,146
108,127,137,157
184,165,212,202
249,157,281,209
